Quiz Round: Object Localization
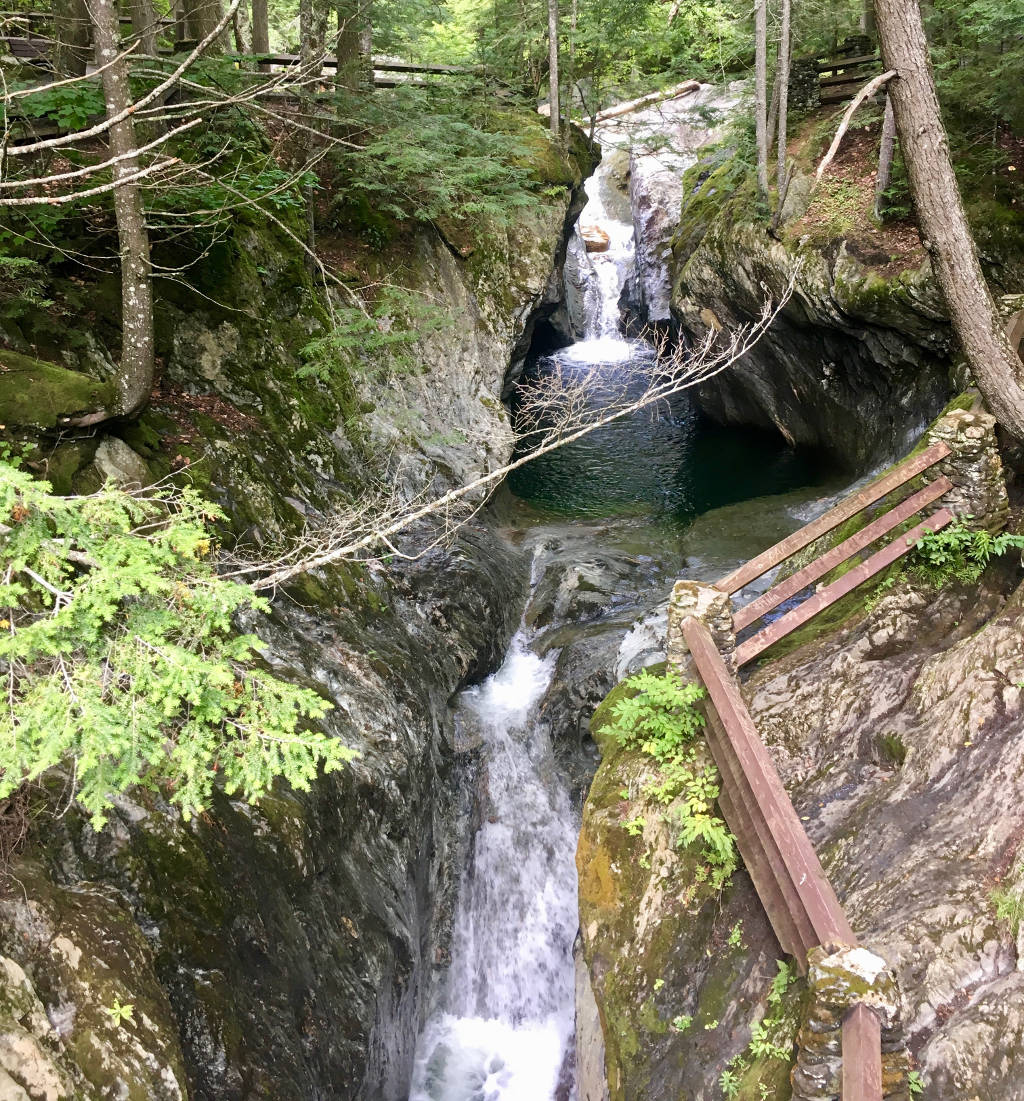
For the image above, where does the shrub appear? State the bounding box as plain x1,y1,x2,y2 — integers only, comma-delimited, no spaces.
0,458,353,828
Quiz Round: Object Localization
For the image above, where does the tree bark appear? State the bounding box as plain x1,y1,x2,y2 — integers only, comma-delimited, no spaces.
251,0,269,69
874,92,896,219
232,0,251,54
86,0,155,417
53,0,91,76
776,0,792,195
861,0,876,38
182,0,226,51
874,0,1024,437
335,0,360,91
547,0,560,138
130,0,158,55
754,0,769,199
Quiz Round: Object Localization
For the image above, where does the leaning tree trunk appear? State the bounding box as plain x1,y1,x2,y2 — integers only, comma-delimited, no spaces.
547,0,560,138
232,0,251,54
873,92,896,219
86,0,155,417
873,0,1024,438
754,0,769,199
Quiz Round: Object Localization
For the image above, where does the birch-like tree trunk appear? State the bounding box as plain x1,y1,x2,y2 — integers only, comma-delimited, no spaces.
754,0,769,199
874,0,1024,437
776,0,792,194
874,93,896,219
547,0,560,138
232,0,251,53
86,0,155,417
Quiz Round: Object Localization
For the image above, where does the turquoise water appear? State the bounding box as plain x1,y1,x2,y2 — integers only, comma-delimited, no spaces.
508,343,833,522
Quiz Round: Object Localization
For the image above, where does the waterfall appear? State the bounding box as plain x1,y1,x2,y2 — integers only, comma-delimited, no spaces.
408,625,579,1101
563,141,643,365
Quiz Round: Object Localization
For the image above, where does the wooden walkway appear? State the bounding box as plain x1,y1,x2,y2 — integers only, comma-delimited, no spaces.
678,440,957,1100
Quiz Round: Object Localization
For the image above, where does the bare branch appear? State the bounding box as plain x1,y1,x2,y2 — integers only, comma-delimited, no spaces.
816,70,897,184
7,0,242,157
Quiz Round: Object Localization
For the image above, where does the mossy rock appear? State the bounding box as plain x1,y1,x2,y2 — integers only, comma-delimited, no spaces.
0,350,115,429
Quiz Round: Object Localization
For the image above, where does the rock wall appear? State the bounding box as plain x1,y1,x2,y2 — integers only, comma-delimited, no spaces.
0,138,593,1100
672,211,953,471
577,433,1024,1098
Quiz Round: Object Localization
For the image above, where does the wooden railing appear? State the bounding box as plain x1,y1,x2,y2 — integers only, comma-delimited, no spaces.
721,440,952,667
677,440,959,1100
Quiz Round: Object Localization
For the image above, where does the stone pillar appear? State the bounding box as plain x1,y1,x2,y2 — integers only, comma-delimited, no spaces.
792,945,911,1101
927,408,1009,531
666,580,736,674
789,58,821,110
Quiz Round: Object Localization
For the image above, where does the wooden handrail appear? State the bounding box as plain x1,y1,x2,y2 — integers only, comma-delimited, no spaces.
735,508,953,667
843,1004,883,1101
683,617,855,951
733,475,952,632
716,442,951,595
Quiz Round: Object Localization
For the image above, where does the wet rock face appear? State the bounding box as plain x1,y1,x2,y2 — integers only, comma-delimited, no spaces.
1,173,586,1097
673,221,953,471
579,559,1024,1100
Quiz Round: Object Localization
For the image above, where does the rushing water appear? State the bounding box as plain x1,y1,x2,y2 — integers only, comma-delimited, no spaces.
410,118,836,1101
408,627,576,1101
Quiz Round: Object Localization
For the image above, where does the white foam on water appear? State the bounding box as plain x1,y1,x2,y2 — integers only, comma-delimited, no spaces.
409,631,578,1101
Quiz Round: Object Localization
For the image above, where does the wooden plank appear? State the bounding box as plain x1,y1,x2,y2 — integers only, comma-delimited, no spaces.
705,712,818,966
733,476,952,632
684,618,856,948
736,509,954,667
821,66,879,88
816,53,879,72
842,1003,883,1101
716,441,950,595
232,52,473,74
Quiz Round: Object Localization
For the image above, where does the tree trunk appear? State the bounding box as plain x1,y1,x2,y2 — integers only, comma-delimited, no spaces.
251,0,269,69
131,0,158,55
874,0,1024,437
300,0,328,261
335,0,360,91
232,0,251,53
182,0,226,51
861,0,876,38
547,0,560,138
776,0,792,195
755,0,769,199
86,0,155,417
873,92,896,219
53,0,91,76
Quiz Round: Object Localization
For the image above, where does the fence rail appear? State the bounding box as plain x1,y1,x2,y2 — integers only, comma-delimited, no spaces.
669,432,981,1100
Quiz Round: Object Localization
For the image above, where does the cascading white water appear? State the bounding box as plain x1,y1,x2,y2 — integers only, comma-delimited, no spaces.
562,141,642,366
408,626,579,1101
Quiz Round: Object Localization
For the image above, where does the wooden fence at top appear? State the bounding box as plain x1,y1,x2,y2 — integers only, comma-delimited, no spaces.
680,440,955,1100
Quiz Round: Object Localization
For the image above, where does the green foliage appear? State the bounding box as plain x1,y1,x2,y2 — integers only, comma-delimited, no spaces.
671,1014,693,1033
909,521,1024,588
719,960,799,1094
0,256,53,321
908,1070,925,1097
607,668,737,886
6,80,106,131
719,1068,740,1099
329,85,545,234
297,286,450,383
991,885,1024,937
105,1000,135,1027
0,460,354,828
767,960,796,1007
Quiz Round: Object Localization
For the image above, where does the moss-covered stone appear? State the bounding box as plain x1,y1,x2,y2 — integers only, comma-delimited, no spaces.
0,350,115,429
